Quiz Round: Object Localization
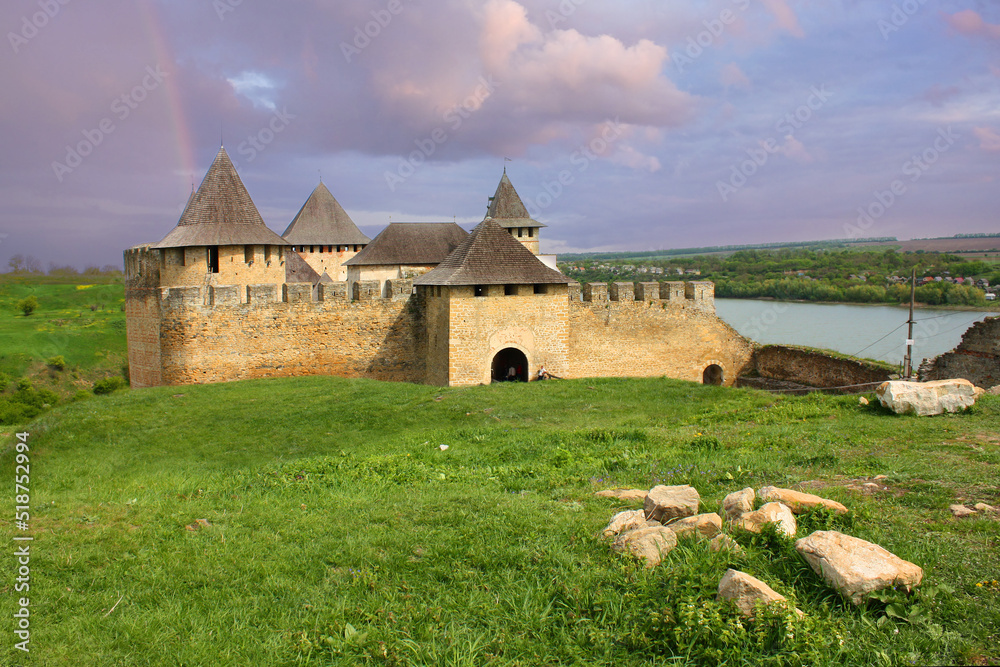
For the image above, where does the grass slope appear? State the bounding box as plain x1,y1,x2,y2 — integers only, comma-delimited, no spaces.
2,376,999,666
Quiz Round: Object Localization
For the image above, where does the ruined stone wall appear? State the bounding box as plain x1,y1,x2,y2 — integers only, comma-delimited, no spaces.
920,316,1000,388
445,284,570,386
155,285,425,386
566,281,753,385
751,345,893,389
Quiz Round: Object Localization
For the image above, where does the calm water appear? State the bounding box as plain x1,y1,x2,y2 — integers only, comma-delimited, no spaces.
715,299,999,366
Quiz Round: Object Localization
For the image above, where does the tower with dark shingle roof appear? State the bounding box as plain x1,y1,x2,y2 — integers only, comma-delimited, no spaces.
152,146,289,294
484,169,545,255
282,182,371,281
414,219,570,385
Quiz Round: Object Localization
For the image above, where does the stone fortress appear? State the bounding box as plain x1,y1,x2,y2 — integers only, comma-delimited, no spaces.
124,147,755,388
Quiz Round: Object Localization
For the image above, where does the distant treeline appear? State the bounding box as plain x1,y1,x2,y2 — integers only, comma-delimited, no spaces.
560,238,897,262
562,248,999,307
4,254,123,285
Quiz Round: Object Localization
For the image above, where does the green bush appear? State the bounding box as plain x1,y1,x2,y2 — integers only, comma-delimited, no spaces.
16,295,38,316
47,355,67,371
93,376,126,395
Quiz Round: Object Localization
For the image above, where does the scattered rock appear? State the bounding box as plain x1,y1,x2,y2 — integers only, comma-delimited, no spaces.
736,502,797,537
862,482,882,491
875,379,977,416
758,486,848,515
612,525,678,567
717,569,802,618
709,534,744,555
195,518,211,528
873,475,888,481
601,509,647,539
858,396,869,406
988,385,1000,396
795,530,923,604
721,487,755,522
974,502,998,514
950,504,976,518
594,488,648,502
644,485,700,522
667,513,722,540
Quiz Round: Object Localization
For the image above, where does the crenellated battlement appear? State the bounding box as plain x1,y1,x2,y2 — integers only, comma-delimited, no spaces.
569,280,716,313
157,278,418,312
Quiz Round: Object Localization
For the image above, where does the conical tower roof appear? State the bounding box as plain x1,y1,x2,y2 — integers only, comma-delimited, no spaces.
484,171,546,229
152,147,289,248
281,182,371,246
413,219,567,286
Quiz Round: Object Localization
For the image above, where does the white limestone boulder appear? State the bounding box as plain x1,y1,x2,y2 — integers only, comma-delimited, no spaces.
666,512,722,540
601,509,647,539
643,485,700,522
717,569,802,618
795,530,923,604
612,525,678,567
875,379,977,416
735,502,797,537
758,486,848,515
721,487,755,522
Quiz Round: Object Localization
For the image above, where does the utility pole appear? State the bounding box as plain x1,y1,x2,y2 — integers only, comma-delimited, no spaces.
904,266,916,378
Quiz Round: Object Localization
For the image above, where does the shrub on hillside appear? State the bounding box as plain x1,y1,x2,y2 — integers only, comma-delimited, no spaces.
93,376,126,395
16,296,38,316
47,355,67,371
0,379,59,425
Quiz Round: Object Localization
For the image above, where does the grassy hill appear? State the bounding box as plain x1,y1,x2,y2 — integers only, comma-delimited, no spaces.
2,376,998,665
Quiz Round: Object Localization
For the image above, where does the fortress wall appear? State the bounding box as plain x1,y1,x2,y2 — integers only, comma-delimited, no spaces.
920,316,1000,388
567,299,754,385
124,246,164,387
445,284,570,386
156,285,425,386
752,345,893,389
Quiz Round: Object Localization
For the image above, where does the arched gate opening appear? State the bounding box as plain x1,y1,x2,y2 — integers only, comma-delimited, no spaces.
491,348,528,383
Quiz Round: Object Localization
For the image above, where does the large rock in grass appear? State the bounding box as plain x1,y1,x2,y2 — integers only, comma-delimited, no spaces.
644,485,700,522
721,487,755,521
735,502,797,537
667,513,722,540
594,488,648,502
612,526,678,567
876,379,977,416
795,530,923,604
717,569,802,618
601,509,647,539
759,486,847,515
710,534,744,555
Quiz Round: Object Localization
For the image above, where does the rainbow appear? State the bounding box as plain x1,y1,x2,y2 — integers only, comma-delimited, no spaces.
137,0,199,190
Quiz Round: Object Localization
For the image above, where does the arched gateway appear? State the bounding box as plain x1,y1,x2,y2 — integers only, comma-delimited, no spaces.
491,348,528,382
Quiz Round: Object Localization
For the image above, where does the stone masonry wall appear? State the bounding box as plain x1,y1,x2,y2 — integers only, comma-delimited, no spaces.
124,246,163,387
752,345,893,389
567,300,754,385
919,316,1000,388
445,284,569,386
156,286,425,386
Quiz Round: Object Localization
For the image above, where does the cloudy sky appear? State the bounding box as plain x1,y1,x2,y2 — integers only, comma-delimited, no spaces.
1,0,998,269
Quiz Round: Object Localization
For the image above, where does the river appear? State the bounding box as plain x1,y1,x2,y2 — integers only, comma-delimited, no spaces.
715,299,999,367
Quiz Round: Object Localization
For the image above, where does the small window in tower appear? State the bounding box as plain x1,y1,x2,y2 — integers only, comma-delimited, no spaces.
534,284,547,294
517,228,523,237
528,228,534,238
208,246,220,274
319,246,324,253
278,247,284,261
504,284,516,296
474,285,486,297
309,245,314,253
244,245,254,264
265,246,272,264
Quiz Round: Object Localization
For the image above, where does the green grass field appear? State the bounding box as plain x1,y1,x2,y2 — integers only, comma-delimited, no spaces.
1,376,998,665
